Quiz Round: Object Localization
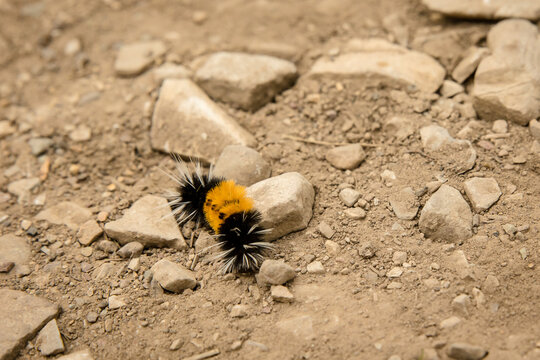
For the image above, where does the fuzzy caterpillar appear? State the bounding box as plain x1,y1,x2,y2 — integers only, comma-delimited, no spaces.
165,159,272,274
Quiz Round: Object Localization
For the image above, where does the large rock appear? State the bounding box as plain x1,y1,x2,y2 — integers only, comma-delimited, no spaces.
150,259,196,293
35,202,92,231
213,145,271,186
114,41,166,77
0,289,60,360
105,195,186,249
419,185,473,242
0,234,30,276
463,177,502,212
194,52,298,111
309,38,445,93
422,0,540,21
150,79,256,162
247,173,314,241
473,20,540,125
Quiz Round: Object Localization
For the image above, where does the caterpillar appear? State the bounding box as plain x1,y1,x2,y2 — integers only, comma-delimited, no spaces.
165,159,273,274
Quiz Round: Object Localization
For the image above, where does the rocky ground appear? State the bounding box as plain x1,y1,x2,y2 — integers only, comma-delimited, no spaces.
0,0,539,359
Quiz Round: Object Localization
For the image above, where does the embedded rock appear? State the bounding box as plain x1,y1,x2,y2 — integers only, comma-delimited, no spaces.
258,260,296,285
35,201,92,231
150,259,196,293
0,234,30,276
326,144,366,170
36,319,64,356
115,41,166,77
463,177,502,212
389,187,418,220
213,145,271,186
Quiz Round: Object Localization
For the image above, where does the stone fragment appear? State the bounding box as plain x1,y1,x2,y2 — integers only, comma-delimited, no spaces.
230,304,248,318
64,38,82,56
105,195,186,248
440,80,464,98
452,294,471,317
0,234,31,276
108,295,127,310
324,240,340,256
194,52,297,111
317,222,335,239
447,343,488,360
271,285,294,302
344,208,366,220
447,250,474,280
307,261,325,274
389,187,418,220
117,242,144,258
170,339,183,351
213,145,271,186
473,20,540,125
0,262,14,273
386,267,403,278
0,289,60,360
452,46,489,83
247,173,314,241
276,315,315,340
150,259,196,292
463,177,502,212
56,349,94,360
28,137,54,156
384,116,415,140
491,120,507,134
339,188,360,207
529,119,540,140
440,316,461,329
483,274,499,293
472,288,485,307
128,258,140,272
419,185,473,242
36,319,64,356
7,178,40,203
392,251,407,265
69,125,91,142
77,220,103,246
422,0,540,21
153,63,190,83
326,144,366,170
309,38,445,93
115,41,166,77
35,202,92,231
150,79,255,162
258,260,295,285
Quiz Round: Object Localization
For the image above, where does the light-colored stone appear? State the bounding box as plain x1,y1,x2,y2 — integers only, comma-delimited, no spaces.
452,294,471,317
492,120,508,134
69,125,91,142
213,145,271,186
483,274,499,293
150,79,256,162
529,119,540,140
64,38,81,56
117,241,144,258
56,349,94,360
386,267,403,278
230,304,248,318
326,144,366,170
422,0,540,21
392,251,407,265
344,208,366,220
258,260,295,285
0,234,30,277
194,52,297,111
247,172,314,241
463,177,502,212
317,221,335,239
7,178,40,203
447,250,474,280
271,285,294,302
77,220,103,246
28,137,54,156
384,116,415,140
150,259,196,292
115,41,166,77
35,201,92,231
419,185,473,242
452,46,489,83
473,20,540,125
105,195,186,249
153,63,190,83
276,315,315,340
447,343,487,360
441,80,464,98
420,125,454,151
389,187,418,220
339,188,360,207
440,316,462,329
108,295,127,310
36,319,64,356
324,240,340,256
128,258,140,272
307,261,325,274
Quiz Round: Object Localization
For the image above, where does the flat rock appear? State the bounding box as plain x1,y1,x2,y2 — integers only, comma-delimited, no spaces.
422,0,540,20
105,195,186,249
463,177,502,212
447,343,488,360
0,289,60,360
473,20,540,125
246,172,314,241
452,46,489,84
115,41,166,77
309,38,445,93
258,260,296,285
56,350,95,360
440,316,462,329
28,137,54,156
271,285,294,302
326,144,366,170
76,220,103,246
108,295,127,310
150,79,256,162
339,188,360,207
419,185,473,242
276,315,315,340
36,319,64,356
7,178,40,203
0,234,31,276
153,63,191,83
194,52,298,111
440,80,464,98
230,304,248,318
344,208,366,220
35,201,92,231
389,187,418,220
117,241,144,259
447,250,474,280
150,259,196,293
317,221,335,239
307,261,325,274
213,145,271,186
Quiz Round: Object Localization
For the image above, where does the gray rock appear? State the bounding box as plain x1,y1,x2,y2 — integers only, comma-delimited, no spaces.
36,319,64,356
271,285,294,302
452,46,489,84
447,343,487,360
56,349,95,360
247,172,314,241
35,201,92,231
344,208,366,220
96,240,118,254
28,137,54,156
307,261,325,274
452,294,471,317
326,144,366,170
76,220,103,246
86,312,98,323
117,241,144,258
115,41,166,77
150,79,256,162
7,178,40,203
440,80,464,98
419,185,473,242
473,20,540,125
317,221,335,239
0,234,30,276
258,260,295,285
194,52,298,111
276,315,315,340
150,259,196,292
389,187,418,220
213,145,271,186
422,0,540,20
105,195,186,249
339,188,360,207
0,289,60,360
463,177,502,212
153,63,191,83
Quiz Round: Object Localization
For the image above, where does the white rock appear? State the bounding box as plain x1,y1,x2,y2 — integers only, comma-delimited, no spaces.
194,52,297,111
150,259,196,293
230,304,248,318
419,185,472,242
258,260,296,285
247,172,314,241
7,178,40,203
491,120,508,134
317,222,335,239
463,177,502,212
35,201,92,231
69,125,92,142
76,220,103,246
420,125,454,151
36,319,64,356
28,137,54,155
213,145,271,186
441,80,464,98
56,349,95,360
64,38,82,56
447,343,487,360
307,261,325,274
389,187,418,220
326,144,366,170
380,170,396,184
115,41,166,77
422,0,540,21
452,46,489,83
153,63,191,83
271,285,294,302
339,188,361,207
150,79,256,162
310,38,445,93
128,258,140,272
105,195,186,249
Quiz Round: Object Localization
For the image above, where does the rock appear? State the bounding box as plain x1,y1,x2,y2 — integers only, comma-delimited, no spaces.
326,144,366,170
0,234,30,276
463,177,502,212
56,349,95,360
440,316,461,329
447,250,474,280
384,116,415,140
386,267,403,278
324,240,340,256
502,223,517,236
96,240,118,254
317,222,335,239
447,343,488,360
452,294,471,317
419,185,473,242
213,145,271,186
392,251,407,265
150,259,196,292
170,339,183,351
7,178,40,203
247,172,314,241
309,38,445,93
473,20,540,125
276,315,315,340
28,137,54,155
230,304,248,318
420,125,454,151
441,80,464,98
115,41,166,77
150,79,256,162
35,201,92,231
339,188,361,207
153,63,191,83
0,262,14,273
117,242,144,258
69,125,92,142
344,208,366,220
86,312,98,323
483,274,499,293
389,187,418,220
472,288,485,307
452,46,489,84
258,260,295,285
192,10,207,24
105,195,186,249
529,119,540,140
492,120,508,134
36,319,64,356
108,295,127,310
64,38,82,56
0,289,60,360
422,0,540,20
194,52,297,111
77,220,103,246
128,258,140,271
271,285,294,302
0,121,16,139
307,261,325,274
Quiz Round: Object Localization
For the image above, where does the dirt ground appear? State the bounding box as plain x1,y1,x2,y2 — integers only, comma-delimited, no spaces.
1,0,539,359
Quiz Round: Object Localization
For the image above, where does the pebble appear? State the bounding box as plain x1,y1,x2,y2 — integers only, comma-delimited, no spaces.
447,250,474,280
0,234,30,276
384,116,415,140
96,240,118,254
324,240,340,256
380,169,396,184
339,188,361,207
170,339,183,351
80,247,92,257
492,120,508,134
317,221,335,239
114,41,166,77
64,38,82,56
28,137,54,155
97,211,109,222
307,261,325,274
440,316,461,329
36,319,64,356
502,223,517,236
77,220,103,246
7,177,40,203
128,258,140,271
326,144,366,170
451,46,489,83
230,340,242,351
69,125,92,142
440,80,464,98
213,145,271,186
447,343,487,360
386,267,403,278
56,349,95,360
344,208,366,220
258,260,295,285
271,285,294,302
529,119,540,140
108,295,127,310
0,261,14,273
117,241,144,258
86,312,98,323
150,259,196,292
463,177,502,212
452,294,471,317
230,304,248,318
389,187,418,220
36,201,93,231
392,251,407,265
472,288,485,307
483,274,500,293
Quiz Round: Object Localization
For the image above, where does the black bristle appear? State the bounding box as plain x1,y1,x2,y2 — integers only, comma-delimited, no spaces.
170,174,222,225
